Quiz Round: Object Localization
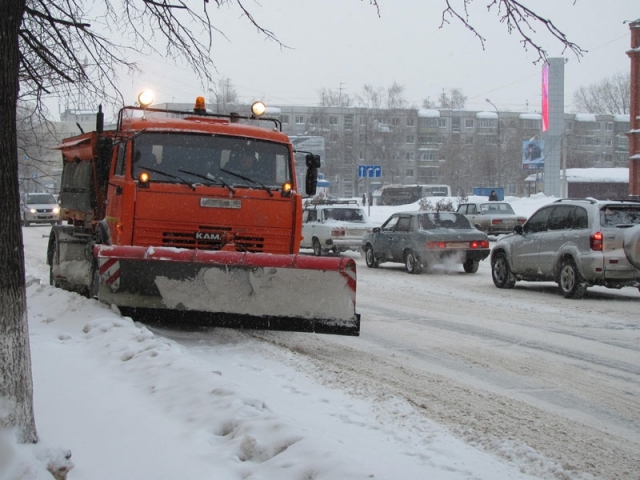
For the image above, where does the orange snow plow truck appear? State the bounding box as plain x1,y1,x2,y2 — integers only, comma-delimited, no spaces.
47,95,360,335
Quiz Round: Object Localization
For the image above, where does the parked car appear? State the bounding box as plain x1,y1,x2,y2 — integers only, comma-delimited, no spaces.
301,200,375,256
456,201,526,235
362,211,490,274
491,198,640,298
21,192,61,226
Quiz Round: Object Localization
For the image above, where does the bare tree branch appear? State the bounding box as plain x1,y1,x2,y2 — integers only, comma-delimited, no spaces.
441,0,585,63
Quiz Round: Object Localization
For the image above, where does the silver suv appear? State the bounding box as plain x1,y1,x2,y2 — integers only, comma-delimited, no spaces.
491,198,640,298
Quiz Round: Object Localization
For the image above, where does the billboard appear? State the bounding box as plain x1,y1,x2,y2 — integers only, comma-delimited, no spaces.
522,140,544,170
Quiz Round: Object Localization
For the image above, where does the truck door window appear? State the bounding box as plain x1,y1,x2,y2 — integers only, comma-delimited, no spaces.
114,144,126,176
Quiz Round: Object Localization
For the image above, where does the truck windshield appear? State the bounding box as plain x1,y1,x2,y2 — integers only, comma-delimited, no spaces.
132,132,291,188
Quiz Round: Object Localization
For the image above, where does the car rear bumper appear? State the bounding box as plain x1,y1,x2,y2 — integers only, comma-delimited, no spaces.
323,237,364,251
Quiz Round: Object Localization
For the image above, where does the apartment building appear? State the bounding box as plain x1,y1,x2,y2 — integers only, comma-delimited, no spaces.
27,103,630,199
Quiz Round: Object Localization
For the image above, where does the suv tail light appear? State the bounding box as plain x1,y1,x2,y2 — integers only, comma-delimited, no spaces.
590,231,603,251
330,227,346,237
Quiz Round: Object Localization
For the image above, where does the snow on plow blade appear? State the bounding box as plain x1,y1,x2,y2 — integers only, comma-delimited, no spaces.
94,245,360,336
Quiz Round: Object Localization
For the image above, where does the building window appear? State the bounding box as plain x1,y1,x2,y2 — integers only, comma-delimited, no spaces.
438,118,447,128
329,116,339,126
464,119,474,129
406,135,415,144
451,117,461,132
406,117,415,126
406,168,414,177
420,152,438,161
418,134,441,144
281,115,289,124
405,152,415,161
477,118,497,129
392,117,400,126
419,117,440,128
522,119,541,129
606,122,613,131
295,115,305,125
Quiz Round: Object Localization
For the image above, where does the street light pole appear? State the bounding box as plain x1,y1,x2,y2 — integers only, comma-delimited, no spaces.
485,98,501,187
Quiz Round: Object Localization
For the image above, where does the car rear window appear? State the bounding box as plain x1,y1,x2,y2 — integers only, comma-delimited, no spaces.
419,213,471,230
324,208,365,222
601,206,640,226
479,203,515,215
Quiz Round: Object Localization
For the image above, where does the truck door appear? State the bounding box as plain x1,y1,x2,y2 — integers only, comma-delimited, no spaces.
104,144,127,244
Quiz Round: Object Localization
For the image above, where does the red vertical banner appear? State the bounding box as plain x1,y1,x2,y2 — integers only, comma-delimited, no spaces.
541,63,549,132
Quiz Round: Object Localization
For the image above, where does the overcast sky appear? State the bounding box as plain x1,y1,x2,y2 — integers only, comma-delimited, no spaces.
55,0,639,117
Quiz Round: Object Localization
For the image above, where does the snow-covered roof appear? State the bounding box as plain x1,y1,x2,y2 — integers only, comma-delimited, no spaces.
417,109,440,118
574,113,597,122
519,113,541,120
525,168,629,183
265,107,281,115
613,114,630,123
476,111,498,119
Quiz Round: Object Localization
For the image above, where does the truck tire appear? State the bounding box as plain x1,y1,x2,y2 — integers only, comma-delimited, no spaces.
48,233,60,288
88,260,99,299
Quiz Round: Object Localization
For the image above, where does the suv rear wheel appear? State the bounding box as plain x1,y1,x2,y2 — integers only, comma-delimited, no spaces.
557,258,587,299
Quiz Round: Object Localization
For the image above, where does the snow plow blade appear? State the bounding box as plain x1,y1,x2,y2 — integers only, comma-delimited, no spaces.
94,245,360,336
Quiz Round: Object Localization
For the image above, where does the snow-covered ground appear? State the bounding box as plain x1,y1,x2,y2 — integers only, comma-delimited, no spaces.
5,193,638,479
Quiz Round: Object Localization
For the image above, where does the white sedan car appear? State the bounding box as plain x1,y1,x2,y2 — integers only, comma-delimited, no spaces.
456,201,526,235
301,200,375,256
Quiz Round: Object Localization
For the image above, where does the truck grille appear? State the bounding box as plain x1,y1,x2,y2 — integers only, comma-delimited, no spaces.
161,228,265,252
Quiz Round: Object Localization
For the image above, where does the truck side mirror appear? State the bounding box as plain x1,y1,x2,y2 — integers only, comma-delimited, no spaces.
306,168,318,195
305,153,321,169
304,154,321,195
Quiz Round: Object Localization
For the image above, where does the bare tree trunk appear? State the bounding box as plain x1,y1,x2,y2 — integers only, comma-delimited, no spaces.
0,0,38,445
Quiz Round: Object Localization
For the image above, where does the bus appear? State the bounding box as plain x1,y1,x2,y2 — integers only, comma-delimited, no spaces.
378,184,451,205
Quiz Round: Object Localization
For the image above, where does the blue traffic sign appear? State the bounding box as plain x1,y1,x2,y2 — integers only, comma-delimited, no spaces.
357,165,382,178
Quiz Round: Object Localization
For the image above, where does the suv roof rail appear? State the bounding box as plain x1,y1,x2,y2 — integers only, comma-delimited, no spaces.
599,198,640,204
553,198,598,204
